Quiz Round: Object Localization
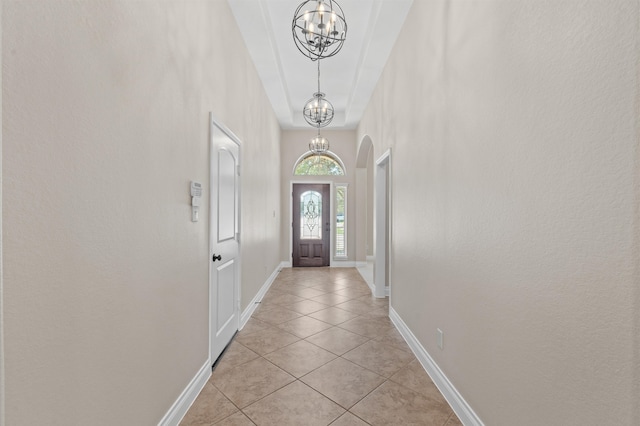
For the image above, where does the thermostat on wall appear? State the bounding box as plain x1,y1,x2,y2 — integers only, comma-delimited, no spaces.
190,181,202,197
191,181,202,222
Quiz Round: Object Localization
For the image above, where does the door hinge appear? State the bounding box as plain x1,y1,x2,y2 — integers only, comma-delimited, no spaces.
237,165,240,176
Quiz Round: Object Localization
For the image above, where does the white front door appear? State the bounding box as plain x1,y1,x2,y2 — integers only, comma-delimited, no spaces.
210,115,240,364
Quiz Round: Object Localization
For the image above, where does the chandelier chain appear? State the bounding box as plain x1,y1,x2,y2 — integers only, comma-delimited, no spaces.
317,60,321,94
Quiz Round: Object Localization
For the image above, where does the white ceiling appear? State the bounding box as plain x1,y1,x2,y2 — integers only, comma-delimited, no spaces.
227,0,413,130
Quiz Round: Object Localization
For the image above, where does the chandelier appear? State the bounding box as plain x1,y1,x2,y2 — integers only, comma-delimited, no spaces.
309,128,330,154
292,0,347,61
303,61,334,127
303,92,334,127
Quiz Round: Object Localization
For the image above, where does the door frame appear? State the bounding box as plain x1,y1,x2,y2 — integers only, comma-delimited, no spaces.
374,149,391,298
289,180,334,266
208,113,241,364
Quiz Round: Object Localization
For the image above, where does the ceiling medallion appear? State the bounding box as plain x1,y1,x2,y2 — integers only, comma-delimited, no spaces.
292,0,347,61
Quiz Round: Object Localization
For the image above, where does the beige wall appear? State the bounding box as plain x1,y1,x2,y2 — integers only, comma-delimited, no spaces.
280,130,357,263
358,1,639,424
2,1,280,424
366,147,374,257
0,3,4,425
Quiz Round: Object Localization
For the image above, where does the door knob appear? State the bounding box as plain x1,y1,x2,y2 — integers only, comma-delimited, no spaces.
212,254,222,262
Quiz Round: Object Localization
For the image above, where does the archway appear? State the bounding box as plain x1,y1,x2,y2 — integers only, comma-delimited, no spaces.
355,136,375,290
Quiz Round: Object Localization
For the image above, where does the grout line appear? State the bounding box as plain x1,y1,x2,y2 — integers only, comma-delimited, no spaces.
201,268,409,425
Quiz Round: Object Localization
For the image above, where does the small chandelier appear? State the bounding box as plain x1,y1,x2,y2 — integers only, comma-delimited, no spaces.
303,61,334,127
292,0,347,61
303,92,334,127
309,128,330,154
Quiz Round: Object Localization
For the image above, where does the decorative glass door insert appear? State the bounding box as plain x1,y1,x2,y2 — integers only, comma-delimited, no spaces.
300,190,322,239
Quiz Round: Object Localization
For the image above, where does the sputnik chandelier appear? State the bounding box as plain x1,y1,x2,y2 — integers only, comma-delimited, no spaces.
292,0,347,155
309,126,330,154
303,60,335,128
292,0,348,61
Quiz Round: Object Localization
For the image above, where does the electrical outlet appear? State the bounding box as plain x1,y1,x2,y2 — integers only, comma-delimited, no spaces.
437,328,444,350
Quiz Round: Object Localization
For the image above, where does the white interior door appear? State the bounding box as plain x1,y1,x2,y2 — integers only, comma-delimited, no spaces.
210,116,240,364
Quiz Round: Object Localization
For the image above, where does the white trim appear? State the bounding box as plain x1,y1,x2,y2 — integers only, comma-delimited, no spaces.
374,149,391,298
331,260,357,268
389,308,484,426
239,262,287,329
366,255,375,262
158,360,211,426
375,148,391,166
355,261,368,268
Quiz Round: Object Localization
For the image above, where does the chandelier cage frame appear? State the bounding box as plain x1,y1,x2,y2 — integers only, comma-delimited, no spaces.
292,0,348,61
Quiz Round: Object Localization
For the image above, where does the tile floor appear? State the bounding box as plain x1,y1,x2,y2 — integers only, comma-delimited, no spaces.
181,267,463,426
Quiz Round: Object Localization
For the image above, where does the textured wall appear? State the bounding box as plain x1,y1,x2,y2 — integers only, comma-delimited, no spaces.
0,3,4,425
2,1,280,424
358,0,639,424
280,130,357,263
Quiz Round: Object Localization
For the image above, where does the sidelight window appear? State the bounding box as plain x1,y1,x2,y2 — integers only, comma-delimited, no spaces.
335,185,347,257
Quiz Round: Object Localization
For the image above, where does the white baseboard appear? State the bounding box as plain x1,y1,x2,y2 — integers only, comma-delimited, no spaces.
331,260,356,267
356,263,389,298
389,307,484,426
158,360,211,426
366,255,375,262
279,261,359,268
160,262,289,425
240,262,287,329
365,281,375,294
356,266,374,293
355,261,367,268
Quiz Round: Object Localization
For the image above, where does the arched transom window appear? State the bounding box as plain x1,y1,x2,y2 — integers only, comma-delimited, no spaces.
294,152,345,176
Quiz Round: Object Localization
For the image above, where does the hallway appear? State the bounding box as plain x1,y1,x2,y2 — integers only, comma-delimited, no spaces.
181,268,462,425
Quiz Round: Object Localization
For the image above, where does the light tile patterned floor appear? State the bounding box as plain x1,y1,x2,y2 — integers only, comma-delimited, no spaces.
181,267,463,426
